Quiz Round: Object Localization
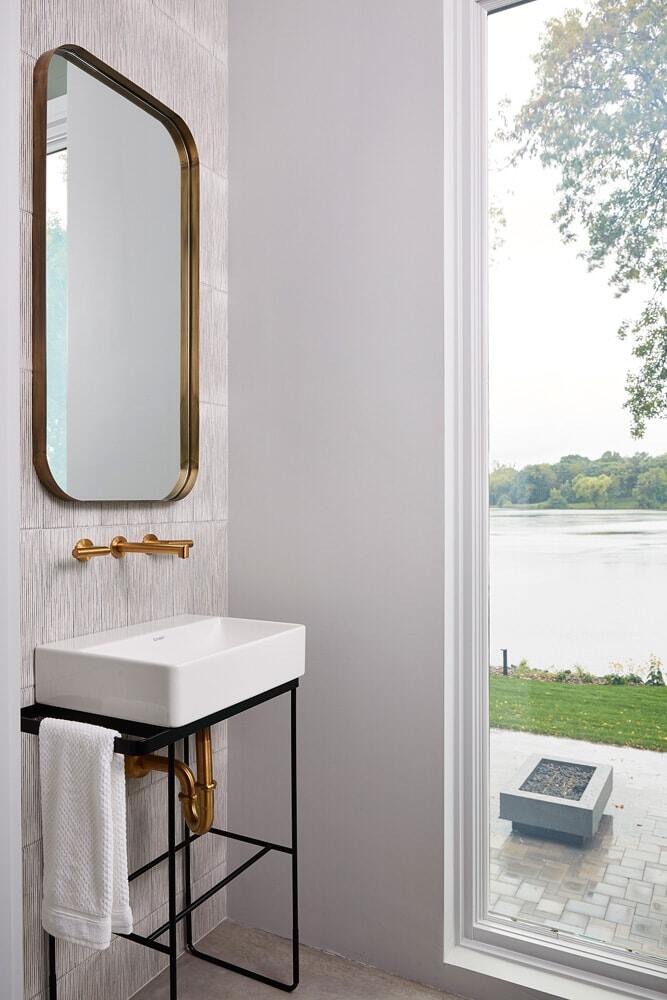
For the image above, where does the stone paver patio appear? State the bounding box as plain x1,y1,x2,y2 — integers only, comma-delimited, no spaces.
490,729,667,963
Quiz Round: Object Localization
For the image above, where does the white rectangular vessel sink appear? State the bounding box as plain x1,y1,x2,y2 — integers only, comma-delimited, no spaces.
35,615,305,727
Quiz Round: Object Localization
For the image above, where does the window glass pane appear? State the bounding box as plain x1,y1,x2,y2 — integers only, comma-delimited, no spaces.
488,0,667,967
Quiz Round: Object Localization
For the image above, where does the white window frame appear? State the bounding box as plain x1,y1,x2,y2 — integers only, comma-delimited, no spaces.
442,2,667,998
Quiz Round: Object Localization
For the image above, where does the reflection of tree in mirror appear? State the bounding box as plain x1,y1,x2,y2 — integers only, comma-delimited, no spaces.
46,200,68,488
503,0,667,438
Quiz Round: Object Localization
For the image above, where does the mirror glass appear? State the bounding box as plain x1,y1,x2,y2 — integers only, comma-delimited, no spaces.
35,50,198,501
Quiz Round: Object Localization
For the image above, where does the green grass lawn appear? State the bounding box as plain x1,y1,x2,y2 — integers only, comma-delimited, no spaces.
489,676,667,752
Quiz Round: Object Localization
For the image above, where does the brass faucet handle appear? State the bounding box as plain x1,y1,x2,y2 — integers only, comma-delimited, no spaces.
110,535,130,559
72,538,112,562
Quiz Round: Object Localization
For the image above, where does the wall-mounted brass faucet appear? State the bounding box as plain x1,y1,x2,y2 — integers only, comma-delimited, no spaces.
72,533,194,562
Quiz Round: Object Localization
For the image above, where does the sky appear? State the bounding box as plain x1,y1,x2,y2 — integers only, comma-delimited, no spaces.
487,0,667,469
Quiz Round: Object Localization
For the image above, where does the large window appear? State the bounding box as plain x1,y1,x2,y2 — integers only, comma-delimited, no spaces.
488,0,667,970
445,2,667,996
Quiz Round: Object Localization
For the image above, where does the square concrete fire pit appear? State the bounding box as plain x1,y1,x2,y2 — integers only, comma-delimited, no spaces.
499,754,613,845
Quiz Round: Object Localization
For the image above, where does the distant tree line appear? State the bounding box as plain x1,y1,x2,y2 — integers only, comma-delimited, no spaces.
490,453,667,509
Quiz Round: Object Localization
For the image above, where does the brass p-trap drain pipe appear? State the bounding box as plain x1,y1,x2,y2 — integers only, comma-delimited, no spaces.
125,727,216,835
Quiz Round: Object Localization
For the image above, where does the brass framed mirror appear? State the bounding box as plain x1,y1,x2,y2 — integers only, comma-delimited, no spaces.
33,45,199,502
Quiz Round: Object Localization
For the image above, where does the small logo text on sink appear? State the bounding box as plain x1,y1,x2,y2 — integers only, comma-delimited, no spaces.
153,635,165,642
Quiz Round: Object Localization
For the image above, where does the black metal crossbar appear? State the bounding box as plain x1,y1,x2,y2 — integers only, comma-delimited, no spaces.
128,832,203,882
210,826,293,855
115,932,171,956
21,680,300,999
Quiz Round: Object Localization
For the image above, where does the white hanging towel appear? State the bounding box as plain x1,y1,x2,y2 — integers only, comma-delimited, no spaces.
39,717,134,950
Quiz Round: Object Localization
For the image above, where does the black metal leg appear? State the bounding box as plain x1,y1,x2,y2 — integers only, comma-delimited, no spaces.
290,686,300,987
168,743,178,1000
48,933,57,999
183,736,195,952
185,689,300,991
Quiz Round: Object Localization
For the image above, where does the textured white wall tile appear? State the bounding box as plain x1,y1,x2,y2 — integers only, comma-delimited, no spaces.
211,720,227,752
190,747,227,882
20,54,35,212
151,12,187,116
194,0,227,64
21,685,36,708
40,492,104,530
200,167,228,290
45,1,126,78
21,734,41,849
19,211,32,372
20,375,43,530
21,0,47,57
21,530,44,689
126,785,166,923
21,1,228,995
23,841,46,1000
120,484,195,527
200,285,228,406
193,404,228,522
120,535,180,624
190,861,228,943
153,0,196,35
183,58,227,175
101,0,161,97
185,521,228,616
151,0,179,21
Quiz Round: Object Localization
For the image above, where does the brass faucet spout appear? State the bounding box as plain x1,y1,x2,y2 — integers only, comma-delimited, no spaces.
142,534,193,558
125,727,216,835
110,535,194,559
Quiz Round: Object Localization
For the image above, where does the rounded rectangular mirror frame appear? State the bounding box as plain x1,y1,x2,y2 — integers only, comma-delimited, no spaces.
32,44,200,502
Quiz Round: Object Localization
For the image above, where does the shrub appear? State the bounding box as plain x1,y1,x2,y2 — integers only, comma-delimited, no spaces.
602,672,644,686
515,658,531,677
645,655,665,687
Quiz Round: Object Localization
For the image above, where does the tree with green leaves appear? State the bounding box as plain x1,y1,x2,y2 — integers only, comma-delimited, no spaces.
508,0,667,437
572,473,614,507
489,463,518,504
511,463,559,504
633,466,667,507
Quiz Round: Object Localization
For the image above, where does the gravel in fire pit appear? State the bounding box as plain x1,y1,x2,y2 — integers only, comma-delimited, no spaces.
520,759,595,801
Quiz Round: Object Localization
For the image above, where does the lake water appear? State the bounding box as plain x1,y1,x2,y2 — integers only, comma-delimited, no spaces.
490,509,667,675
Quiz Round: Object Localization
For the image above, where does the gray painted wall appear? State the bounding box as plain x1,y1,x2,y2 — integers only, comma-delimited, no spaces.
20,3,228,997
227,0,448,988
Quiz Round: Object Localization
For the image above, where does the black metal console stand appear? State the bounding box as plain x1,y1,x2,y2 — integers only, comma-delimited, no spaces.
21,680,300,1000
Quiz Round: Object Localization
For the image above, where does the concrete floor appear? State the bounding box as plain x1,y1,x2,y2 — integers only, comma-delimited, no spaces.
133,922,458,1000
